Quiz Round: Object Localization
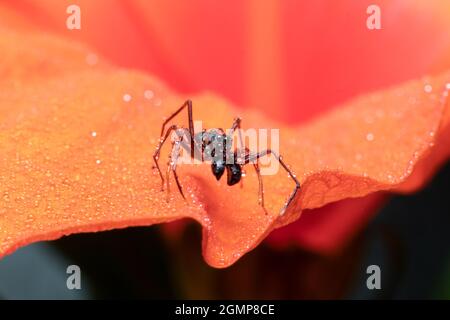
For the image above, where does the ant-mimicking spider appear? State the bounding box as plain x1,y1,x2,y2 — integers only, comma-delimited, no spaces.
153,100,300,215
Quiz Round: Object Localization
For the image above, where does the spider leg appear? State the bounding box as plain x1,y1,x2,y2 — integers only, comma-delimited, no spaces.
245,149,300,216
230,117,244,150
153,125,182,190
253,162,268,215
240,147,267,214
230,117,245,188
159,100,195,159
172,164,185,200
165,154,171,199
165,139,186,200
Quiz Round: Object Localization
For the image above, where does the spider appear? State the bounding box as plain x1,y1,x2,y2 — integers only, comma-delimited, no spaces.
153,100,300,215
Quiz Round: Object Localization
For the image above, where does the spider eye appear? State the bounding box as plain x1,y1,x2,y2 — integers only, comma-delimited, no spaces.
211,160,225,180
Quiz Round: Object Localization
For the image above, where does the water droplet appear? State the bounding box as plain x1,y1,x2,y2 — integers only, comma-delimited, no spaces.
366,133,374,141
123,93,132,102
424,84,433,93
144,90,154,100
96,159,102,164
91,131,97,137
446,83,450,90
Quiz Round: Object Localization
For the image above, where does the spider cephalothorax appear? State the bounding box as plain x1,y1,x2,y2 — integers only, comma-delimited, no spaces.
153,100,300,215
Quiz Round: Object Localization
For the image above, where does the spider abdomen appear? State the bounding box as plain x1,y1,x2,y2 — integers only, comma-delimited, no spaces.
226,163,242,186
211,159,226,180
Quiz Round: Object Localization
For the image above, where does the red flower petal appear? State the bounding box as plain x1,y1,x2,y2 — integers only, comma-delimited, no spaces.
0,26,449,267
5,1,450,253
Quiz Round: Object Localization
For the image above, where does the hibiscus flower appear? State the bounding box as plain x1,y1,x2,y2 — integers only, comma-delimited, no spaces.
0,0,449,271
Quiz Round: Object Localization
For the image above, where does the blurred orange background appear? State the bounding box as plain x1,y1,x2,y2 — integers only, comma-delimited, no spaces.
3,0,450,124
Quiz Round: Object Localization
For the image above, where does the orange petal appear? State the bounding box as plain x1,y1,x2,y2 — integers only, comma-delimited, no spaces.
1,27,449,268
267,193,387,253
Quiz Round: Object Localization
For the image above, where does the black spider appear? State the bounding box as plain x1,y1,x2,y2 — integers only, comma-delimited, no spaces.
153,100,300,215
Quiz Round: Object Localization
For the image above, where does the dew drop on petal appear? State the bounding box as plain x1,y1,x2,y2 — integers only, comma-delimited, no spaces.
91,131,97,137
424,84,433,93
144,90,154,100
96,159,102,164
366,133,374,141
123,93,132,102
